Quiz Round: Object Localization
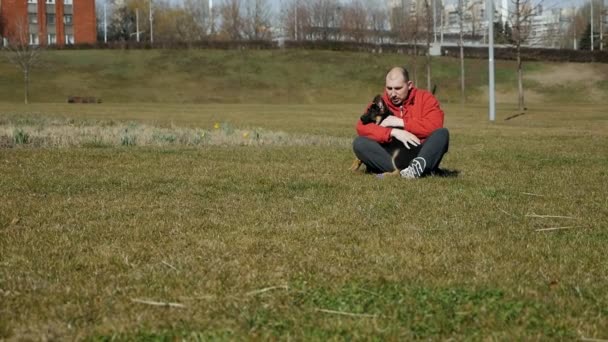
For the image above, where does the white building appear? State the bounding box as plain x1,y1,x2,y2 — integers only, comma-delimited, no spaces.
526,7,569,47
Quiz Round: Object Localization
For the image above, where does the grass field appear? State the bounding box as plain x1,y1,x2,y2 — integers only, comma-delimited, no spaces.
1,49,607,105
1,49,607,339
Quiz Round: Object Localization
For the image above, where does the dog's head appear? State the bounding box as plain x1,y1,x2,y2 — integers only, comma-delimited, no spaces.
360,95,390,125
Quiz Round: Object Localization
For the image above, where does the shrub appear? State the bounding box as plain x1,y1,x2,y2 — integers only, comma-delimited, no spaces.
13,128,29,145
121,128,137,146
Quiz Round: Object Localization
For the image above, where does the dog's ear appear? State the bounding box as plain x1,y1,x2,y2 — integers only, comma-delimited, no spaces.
380,98,389,114
360,94,386,125
360,104,378,124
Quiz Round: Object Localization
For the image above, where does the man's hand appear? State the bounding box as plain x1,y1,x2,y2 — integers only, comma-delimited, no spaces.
390,129,420,149
379,116,405,128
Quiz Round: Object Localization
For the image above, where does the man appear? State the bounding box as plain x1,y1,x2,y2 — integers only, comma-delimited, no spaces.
353,67,449,179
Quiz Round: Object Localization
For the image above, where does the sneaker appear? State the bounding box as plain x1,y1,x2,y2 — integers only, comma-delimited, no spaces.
400,157,426,179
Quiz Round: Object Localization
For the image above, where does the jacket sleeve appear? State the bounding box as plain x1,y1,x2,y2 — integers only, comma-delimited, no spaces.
355,102,393,143
404,93,444,139
356,119,392,143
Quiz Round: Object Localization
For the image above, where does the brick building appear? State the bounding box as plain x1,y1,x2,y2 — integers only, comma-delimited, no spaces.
0,0,96,46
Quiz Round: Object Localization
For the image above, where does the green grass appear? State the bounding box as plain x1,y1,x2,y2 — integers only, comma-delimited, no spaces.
0,48,607,339
0,99,607,339
2,49,607,105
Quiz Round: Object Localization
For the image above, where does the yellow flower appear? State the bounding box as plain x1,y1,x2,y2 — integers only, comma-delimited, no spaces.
243,132,249,138
214,122,220,129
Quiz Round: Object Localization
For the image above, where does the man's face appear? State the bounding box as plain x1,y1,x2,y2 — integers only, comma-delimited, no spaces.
385,74,412,106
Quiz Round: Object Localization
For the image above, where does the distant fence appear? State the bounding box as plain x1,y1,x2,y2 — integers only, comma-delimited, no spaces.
49,40,608,63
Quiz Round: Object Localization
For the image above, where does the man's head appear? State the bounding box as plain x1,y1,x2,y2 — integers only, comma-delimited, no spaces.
385,67,413,107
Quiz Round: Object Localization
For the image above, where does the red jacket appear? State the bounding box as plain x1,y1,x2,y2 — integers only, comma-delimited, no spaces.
356,87,444,143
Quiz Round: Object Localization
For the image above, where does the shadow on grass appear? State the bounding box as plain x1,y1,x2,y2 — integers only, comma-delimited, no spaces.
430,168,460,178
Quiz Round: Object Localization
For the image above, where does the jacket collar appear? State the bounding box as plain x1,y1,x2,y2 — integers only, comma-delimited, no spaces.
382,87,417,114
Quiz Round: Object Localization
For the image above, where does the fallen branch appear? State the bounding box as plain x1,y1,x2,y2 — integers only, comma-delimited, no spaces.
526,214,576,219
246,285,289,296
316,308,376,318
521,192,544,197
161,260,178,271
130,298,186,308
498,208,518,218
580,337,608,342
535,226,578,232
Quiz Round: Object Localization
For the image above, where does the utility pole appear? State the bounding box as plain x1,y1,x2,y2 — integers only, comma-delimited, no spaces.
295,5,298,40
440,4,444,44
573,6,577,49
149,0,154,44
488,0,495,121
104,1,107,43
136,8,140,42
209,0,214,34
433,0,437,43
600,0,604,50
591,0,594,51
459,0,465,104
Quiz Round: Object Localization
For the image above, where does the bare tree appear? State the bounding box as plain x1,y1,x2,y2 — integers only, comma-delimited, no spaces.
340,0,368,42
310,0,340,41
366,0,388,43
183,0,213,39
219,0,244,40
424,0,433,91
458,0,465,103
281,1,313,40
2,19,43,104
243,0,272,40
389,3,408,42
403,2,422,85
510,0,537,111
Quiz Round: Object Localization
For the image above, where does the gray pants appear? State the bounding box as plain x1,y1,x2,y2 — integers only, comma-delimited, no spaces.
353,128,449,175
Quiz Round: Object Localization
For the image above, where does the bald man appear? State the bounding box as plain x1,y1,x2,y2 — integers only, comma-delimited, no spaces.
353,67,449,179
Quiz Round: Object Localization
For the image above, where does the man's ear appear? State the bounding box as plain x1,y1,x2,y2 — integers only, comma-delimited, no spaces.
407,80,414,90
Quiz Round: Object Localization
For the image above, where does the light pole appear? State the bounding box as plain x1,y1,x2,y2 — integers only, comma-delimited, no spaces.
104,0,107,43
136,8,140,42
488,0,496,121
149,0,154,44
573,7,577,49
600,0,604,50
591,0,594,51
433,0,437,43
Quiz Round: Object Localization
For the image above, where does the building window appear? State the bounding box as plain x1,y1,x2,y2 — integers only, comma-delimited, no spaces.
28,13,38,24
64,14,73,25
47,13,55,25
46,0,55,4
29,34,39,45
28,0,37,3
47,33,57,45
65,34,74,44
64,0,72,4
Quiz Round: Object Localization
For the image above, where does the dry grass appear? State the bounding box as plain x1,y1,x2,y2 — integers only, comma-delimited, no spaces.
0,116,350,148
0,101,607,340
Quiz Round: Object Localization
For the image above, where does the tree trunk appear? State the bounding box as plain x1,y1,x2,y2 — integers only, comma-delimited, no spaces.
413,33,418,85
426,0,432,91
459,0,465,104
517,43,524,111
24,68,29,105
426,44,432,91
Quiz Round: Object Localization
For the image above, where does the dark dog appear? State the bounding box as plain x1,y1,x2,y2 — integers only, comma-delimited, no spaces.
351,95,399,176
359,94,391,125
